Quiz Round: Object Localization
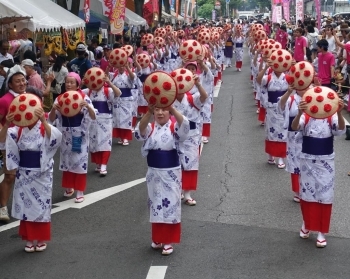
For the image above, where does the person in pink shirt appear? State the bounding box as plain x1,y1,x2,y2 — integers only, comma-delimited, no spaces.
264,20,271,37
316,39,335,88
100,45,112,72
333,30,350,66
279,26,289,49
21,59,45,92
0,65,26,222
293,28,307,62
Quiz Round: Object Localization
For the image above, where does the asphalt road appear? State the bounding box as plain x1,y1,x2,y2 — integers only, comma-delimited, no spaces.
2,52,350,279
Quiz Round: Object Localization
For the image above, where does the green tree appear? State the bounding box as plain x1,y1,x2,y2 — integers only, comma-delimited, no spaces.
198,3,214,19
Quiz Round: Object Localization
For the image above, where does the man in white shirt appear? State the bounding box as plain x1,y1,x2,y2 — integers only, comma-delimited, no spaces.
0,40,14,89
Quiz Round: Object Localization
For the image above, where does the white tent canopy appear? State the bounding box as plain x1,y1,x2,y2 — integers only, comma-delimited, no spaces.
0,0,85,31
125,8,147,26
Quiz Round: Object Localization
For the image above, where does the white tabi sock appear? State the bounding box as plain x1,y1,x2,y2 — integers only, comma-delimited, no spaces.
76,191,84,198
26,241,34,247
317,232,326,241
100,164,107,172
277,158,284,165
268,155,274,160
184,191,192,200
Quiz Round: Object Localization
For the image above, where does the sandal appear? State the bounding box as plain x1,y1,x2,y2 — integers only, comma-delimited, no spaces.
267,159,275,165
117,140,123,144
299,229,310,239
63,189,74,197
162,246,174,255
185,199,197,206
277,163,285,169
151,242,162,250
75,196,85,203
24,245,35,253
35,243,47,252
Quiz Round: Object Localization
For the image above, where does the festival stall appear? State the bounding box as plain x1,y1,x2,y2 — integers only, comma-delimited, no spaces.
0,0,85,69
78,10,109,42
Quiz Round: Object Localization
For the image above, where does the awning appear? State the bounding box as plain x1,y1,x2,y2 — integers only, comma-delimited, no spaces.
162,11,172,19
125,8,147,26
0,3,32,25
78,10,109,29
0,0,85,31
171,11,184,21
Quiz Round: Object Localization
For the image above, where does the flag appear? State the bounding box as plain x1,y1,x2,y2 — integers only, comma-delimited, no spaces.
84,0,91,23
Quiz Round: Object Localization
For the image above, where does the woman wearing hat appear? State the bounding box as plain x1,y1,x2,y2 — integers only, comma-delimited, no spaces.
135,104,190,256
257,55,288,168
0,100,62,252
82,72,121,177
49,72,96,203
233,29,245,71
291,95,345,248
110,62,136,146
173,60,208,205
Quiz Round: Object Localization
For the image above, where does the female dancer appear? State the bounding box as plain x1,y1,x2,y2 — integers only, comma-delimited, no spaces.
135,105,189,255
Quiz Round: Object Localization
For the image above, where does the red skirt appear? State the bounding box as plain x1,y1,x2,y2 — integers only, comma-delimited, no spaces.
19,220,51,241
218,71,222,80
258,107,266,122
236,61,242,68
300,200,332,233
291,173,300,193
113,128,133,140
137,106,148,114
250,74,253,81
91,151,111,165
152,223,181,243
202,123,211,137
214,76,218,86
265,140,286,158
132,116,138,127
62,171,87,191
182,170,198,191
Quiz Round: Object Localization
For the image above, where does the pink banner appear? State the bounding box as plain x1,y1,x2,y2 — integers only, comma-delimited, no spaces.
315,0,321,29
282,0,290,22
110,0,126,34
295,0,304,23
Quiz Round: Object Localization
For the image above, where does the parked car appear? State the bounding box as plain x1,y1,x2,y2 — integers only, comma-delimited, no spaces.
333,12,350,19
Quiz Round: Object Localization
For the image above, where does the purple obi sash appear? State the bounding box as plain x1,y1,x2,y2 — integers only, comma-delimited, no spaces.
302,136,334,155
147,149,180,168
236,43,243,47
92,101,110,114
288,116,295,131
171,53,178,60
189,121,196,130
268,90,285,104
62,113,84,127
19,151,40,168
120,88,132,98
139,74,149,83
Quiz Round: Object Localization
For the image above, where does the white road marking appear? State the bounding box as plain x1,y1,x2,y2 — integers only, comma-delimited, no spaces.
0,177,146,233
146,266,168,279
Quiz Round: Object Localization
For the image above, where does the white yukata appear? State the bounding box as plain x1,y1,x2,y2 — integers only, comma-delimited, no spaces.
134,118,190,225
83,87,114,154
54,94,94,176
168,45,182,72
173,93,204,192
233,36,244,64
197,69,214,136
278,93,303,174
296,113,345,233
261,72,288,157
7,122,62,223
297,114,345,204
111,71,135,133
137,65,154,109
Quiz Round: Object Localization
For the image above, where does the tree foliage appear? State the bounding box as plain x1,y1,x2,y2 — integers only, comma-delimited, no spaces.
198,3,214,19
